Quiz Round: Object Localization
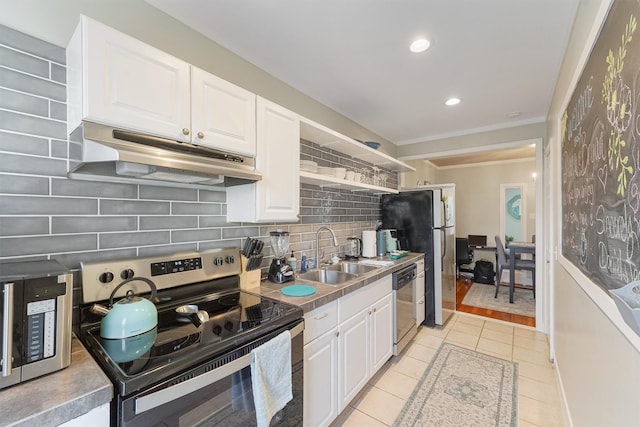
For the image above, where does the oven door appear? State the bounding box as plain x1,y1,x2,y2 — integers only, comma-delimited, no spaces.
118,320,303,427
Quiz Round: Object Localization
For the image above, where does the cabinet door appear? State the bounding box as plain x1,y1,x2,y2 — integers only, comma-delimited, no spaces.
304,330,339,427
82,16,191,140
255,97,300,221
191,67,256,156
338,309,369,411
370,293,394,373
416,296,426,327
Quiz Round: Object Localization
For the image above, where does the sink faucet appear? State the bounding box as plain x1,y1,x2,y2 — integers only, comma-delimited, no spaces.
315,226,338,268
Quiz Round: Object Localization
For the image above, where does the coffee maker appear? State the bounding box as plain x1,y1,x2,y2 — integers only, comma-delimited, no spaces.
268,230,295,284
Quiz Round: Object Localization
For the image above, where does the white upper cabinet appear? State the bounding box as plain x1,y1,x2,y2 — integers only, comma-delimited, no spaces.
227,97,300,222
67,16,257,156
67,15,191,140
190,67,256,156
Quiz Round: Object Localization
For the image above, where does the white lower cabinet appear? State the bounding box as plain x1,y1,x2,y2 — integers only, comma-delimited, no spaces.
303,326,339,427
371,293,394,372
59,403,109,427
303,276,393,427
339,306,370,409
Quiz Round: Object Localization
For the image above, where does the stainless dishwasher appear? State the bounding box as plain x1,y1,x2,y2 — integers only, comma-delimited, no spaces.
392,263,418,355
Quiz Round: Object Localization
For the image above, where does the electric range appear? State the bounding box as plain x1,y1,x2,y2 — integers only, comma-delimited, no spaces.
78,247,304,426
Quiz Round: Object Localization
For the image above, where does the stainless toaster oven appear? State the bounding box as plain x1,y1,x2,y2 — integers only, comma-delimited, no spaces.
0,260,73,389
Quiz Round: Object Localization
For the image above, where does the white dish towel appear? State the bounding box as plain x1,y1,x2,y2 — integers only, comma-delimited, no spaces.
251,330,292,427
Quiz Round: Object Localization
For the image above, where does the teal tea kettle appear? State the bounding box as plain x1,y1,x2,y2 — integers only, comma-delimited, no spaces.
90,277,158,339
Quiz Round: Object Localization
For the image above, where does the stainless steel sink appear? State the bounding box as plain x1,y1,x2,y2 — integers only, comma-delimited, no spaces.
297,269,357,286
326,262,380,275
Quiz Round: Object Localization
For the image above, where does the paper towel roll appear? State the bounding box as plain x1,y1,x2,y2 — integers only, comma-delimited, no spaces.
362,230,377,258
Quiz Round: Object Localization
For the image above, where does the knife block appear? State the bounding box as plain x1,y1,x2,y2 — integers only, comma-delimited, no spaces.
240,255,261,290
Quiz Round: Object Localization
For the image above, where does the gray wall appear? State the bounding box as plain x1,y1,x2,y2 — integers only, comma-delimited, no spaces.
0,24,386,272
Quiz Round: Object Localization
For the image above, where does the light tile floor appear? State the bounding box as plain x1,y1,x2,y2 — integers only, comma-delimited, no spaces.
331,312,564,427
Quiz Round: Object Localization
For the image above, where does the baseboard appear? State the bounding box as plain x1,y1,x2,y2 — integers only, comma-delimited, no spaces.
552,356,574,427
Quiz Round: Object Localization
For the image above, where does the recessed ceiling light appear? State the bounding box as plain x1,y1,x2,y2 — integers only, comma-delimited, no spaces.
410,38,430,53
445,97,461,106
506,111,522,118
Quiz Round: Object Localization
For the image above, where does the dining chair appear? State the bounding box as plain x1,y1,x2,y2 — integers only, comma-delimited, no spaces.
456,237,474,279
494,236,535,301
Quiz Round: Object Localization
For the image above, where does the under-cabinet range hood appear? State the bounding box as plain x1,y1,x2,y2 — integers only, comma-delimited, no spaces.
68,122,261,189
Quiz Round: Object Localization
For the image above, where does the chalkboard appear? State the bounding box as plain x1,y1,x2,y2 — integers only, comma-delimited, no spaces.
562,0,640,291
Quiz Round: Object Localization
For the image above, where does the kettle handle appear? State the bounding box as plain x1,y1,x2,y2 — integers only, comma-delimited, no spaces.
357,237,362,255
108,277,158,307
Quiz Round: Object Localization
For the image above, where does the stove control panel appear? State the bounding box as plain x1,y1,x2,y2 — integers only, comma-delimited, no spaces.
81,248,242,303
151,257,202,276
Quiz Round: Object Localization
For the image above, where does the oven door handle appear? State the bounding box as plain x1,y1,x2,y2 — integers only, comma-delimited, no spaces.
134,321,304,415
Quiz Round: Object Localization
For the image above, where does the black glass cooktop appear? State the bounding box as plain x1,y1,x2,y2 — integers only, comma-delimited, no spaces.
79,289,302,396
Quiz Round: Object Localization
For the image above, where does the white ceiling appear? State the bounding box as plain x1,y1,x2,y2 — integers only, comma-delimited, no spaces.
146,0,579,147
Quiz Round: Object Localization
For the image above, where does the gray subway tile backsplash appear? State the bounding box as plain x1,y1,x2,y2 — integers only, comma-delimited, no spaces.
50,100,66,121
0,217,49,236
52,178,138,199
0,175,49,195
0,24,65,64
0,152,67,176
171,202,222,215
99,231,170,250
172,228,222,243
100,199,170,215
139,185,198,201
0,234,97,257
0,87,49,116
140,215,198,231
52,216,138,234
0,67,65,102
0,44,50,78
50,62,66,84
0,109,65,139
0,23,393,268
0,195,97,215
0,130,50,156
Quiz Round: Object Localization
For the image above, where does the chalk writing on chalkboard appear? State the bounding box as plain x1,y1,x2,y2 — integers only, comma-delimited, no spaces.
562,0,640,291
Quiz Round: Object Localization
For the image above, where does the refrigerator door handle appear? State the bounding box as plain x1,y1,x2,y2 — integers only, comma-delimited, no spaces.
440,228,446,271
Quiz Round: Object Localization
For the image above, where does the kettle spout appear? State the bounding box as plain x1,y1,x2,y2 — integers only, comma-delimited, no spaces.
90,304,110,317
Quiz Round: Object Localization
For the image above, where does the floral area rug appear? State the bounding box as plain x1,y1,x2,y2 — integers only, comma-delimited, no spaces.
394,343,517,427
462,282,535,317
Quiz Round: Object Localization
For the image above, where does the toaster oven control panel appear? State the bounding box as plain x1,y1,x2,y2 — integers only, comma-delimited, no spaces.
23,277,67,363
26,299,56,362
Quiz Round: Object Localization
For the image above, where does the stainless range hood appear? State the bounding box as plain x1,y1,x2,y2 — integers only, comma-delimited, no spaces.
68,122,261,189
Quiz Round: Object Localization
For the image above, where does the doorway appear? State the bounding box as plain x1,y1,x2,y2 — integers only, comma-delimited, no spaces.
400,138,542,328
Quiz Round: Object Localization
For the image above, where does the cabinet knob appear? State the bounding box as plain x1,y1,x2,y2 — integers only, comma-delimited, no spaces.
335,331,339,337
373,308,377,312
197,131,204,139
182,128,190,136
369,310,372,315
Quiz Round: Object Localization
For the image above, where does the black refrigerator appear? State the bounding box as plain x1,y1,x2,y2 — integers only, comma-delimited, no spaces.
381,186,456,326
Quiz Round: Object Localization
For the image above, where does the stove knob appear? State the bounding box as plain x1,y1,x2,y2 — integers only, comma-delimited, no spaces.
225,255,235,264
99,272,114,283
120,269,135,280
224,321,234,332
212,325,222,335
214,257,224,266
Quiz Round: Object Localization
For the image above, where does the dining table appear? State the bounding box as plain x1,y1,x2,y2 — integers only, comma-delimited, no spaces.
507,241,535,303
